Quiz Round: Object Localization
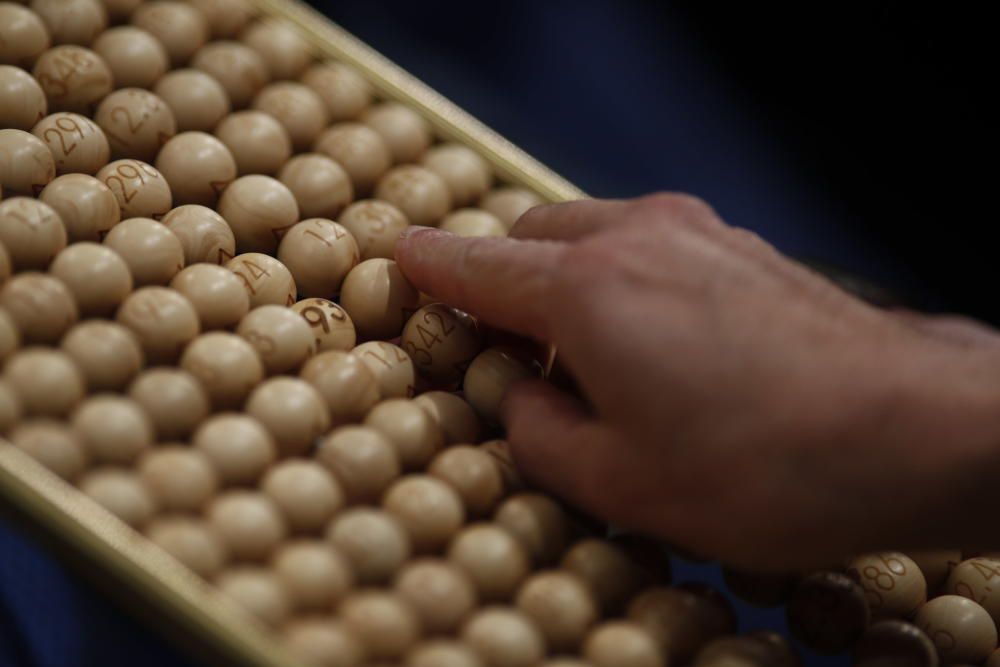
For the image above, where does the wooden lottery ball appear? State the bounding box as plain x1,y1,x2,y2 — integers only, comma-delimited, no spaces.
447,523,531,602
94,88,176,162
261,459,344,533
145,516,227,578
236,305,315,374
92,26,168,89
338,199,409,261
362,103,432,163
461,607,546,667
402,303,482,386
301,62,373,122
29,0,106,47
272,540,353,611
154,69,231,133
847,551,927,619
170,263,249,330
39,174,119,243
914,595,996,664
414,391,481,445
0,4,50,68
104,217,185,286
31,112,109,176
375,165,453,227
340,591,421,660
207,491,287,561
0,65,47,130
162,205,235,265
0,272,77,343
325,507,411,584
300,351,381,425
464,346,541,423
241,19,311,81
383,474,465,553
352,341,416,399
629,586,736,664
155,132,236,207
191,40,268,108
0,198,64,269
909,550,962,594
0,244,9,286
137,446,217,512
283,620,365,667
99,0,144,23
0,380,21,434
494,492,571,565
225,253,297,308
421,144,492,207
131,1,208,66
692,634,796,667
214,111,291,176
314,122,392,195
516,570,598,652
180,332,264,410
395,559,477,635
128,368,210,440
116,287,200,364
364,399,444,470
946,557,1000,625
428,446,503,517
96,159,172,219
340,259,419,340
245,377,329,456
315,426,400,504
188,0,255,39
218,175,299,254
407,641,484,667
0,308,18,364
440,209,507,238
8,419,87,481
71,395,152,464
276,218,358,298
61,320,143,391
253,83,328,153
583,622,663,667
785,571,870,655
50,243,131,316
216,567,291,627
79,467,155,528
0,130,55,197
278,154,354,220
853,619,938,667
31,45,112,114
2,347,83,417
478,439,523,492
192,413,275,485
291,298,356,353
480,187,544,230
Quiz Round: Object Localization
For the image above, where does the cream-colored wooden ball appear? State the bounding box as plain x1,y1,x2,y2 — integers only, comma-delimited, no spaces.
131,1,208,67
351,341,416,399
0,380,21,435
582,622,663,667
218,175,298,254
214,110,291,176
170,263,249,330
94,88,176,162
50,243,131,317
515,570,598,652
262,459,344,534
116,286,200,364
340,258,419,340
155,131,236,207
785,571,870,656
4,352,85,421
179,331,264,410
300,350,381,425
192,413,275,485
337,199,409,261
276,218,359,298
852,619,938,667
190,39,268,108
188,0,254,38
128,368,210,440
278,154,354,220
440,209,507,238
494,492,571,566
364,398,444,471
224,252,297,308
162,205,235,265
325,507,411,584
29,0,106,47
464,346,540,423
629,586,736,665
98,0,144,24
92,26,168,89
395,558,477,635
0,130,55,197
0,272,77,343
71,394,152,464
138,445,217,512
561,538,646,615
236,304,315,374
283,620,365,667
104,217,185,286
946,558,1000,625
421,144,492,207
340,591,421,660
407,641,484,667
375,165,453,227
153,68,231,133
847,551,927,619
428,446,504,517
0,197,65,270
253,82,328,153
402,303,482,387
0,64,47,130
914,595,997,665
362,103,432,163
0,4,50,68
315,425,400,504
32,45,112,114
480,187,543,230
207,491,287,561
908,550,962,594
79,467,155,527
245,377,329,456
414,391,481,445
383,474,465,553
8,419,87,480
272,540,353,611
216,567,291,627
313,122,392,196
301,61,372,122
291,298,356,353
96,159,172,219
31,112,109,176
461,606,546,667
61,320,143,391
39,174,119,243
241,18,311,80
145,516,228,578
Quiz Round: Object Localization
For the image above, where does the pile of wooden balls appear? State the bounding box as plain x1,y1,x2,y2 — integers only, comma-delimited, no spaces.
3,2,995,667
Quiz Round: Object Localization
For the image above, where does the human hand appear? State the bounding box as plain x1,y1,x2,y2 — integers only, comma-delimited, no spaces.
395,193,1000,570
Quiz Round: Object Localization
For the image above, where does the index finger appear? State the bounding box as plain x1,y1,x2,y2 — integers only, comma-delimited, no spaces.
394,227,564,341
